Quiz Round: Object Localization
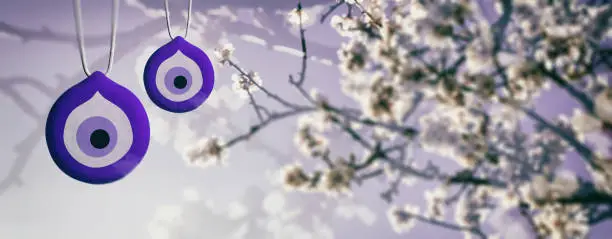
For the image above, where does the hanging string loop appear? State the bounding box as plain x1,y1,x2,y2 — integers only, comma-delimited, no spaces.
164,0,193,39
73,0,119,76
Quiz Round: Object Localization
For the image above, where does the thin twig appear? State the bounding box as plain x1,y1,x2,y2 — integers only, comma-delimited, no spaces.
320,1,345,23
402,211,488,239
246,89,265,123
228,60,303,109
540,65,594,112
294,1,308,86
223,107,315,148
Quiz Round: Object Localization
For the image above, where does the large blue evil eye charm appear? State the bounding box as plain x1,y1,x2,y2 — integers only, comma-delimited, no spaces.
143,36,215,113
45,71,150,184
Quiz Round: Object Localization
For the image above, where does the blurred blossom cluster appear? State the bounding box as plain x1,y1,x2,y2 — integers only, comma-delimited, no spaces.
183,135,227,168
184,0,612,238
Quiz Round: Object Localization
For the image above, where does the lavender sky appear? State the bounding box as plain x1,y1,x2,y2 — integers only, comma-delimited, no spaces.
0,0,610,239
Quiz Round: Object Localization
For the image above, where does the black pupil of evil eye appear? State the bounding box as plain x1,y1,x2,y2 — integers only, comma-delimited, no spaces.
174,76,188,89
90,129,110,149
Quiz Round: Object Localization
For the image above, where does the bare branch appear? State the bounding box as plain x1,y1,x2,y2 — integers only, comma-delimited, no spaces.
228,60,303,109
294,1,308,86
222,107,315,148
320,1,345,23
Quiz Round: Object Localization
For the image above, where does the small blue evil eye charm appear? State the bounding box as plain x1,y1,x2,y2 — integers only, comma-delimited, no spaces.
45,71,150,184
143,36,215,113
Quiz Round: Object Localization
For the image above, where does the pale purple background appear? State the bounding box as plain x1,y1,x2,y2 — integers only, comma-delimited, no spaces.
0,0,610,239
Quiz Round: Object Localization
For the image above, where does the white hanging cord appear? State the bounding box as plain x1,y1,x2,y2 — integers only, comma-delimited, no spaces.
163,0,193,39
73,0,119,76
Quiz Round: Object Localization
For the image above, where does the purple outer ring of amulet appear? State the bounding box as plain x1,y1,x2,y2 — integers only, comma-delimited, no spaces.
143,36,215,113
45,71,150,185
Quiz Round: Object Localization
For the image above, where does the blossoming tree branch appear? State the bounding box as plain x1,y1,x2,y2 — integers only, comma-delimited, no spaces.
183,0,612,238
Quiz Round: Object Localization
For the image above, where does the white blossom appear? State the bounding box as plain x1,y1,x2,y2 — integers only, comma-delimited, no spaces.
321,163,355,195
387,204,419,233
590,157,612,195
533,204,589,239
330,15,359,37
594,87,612,124
465,23,494,74
505,59,546,102
294,119,329,157
214,43,235,64
281,163,311,191
231,71,263,98
424,187,448,220
524,171,580,205
570,108,602,141
183,136,227,168
287,7,310,26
